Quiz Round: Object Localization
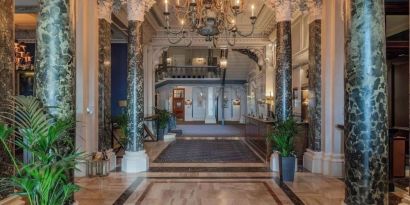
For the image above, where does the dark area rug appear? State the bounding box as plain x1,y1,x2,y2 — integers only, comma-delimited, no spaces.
154,140,263,163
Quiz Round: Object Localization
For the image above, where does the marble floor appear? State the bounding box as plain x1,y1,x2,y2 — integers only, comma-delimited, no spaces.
74,139,408,205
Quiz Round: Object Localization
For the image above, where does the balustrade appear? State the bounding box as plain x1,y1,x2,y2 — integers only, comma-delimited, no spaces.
156,65,222,81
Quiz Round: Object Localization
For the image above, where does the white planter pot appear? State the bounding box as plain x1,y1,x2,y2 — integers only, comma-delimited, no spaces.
164,133,176,142
109,154,117,171
270,151,298,172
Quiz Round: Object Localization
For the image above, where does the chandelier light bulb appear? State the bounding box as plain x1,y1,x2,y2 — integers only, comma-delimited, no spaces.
251,4,255,17
235,0,240,6
165,0,169,13
176,0,179,6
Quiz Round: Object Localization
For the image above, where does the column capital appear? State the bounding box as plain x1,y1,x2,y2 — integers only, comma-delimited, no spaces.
308,0,322,23
127,0,155,22
274,0,292,22
98,0,113,23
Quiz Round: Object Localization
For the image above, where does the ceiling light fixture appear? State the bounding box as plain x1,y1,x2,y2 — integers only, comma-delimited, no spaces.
163,0,257,47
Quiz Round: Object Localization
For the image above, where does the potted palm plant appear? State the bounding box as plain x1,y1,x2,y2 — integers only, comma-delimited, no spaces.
270,118,297,182
0,96,83,205
156,109,170,140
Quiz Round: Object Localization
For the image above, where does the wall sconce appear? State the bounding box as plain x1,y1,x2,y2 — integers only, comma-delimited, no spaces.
118,100,127,108
166,57,172,65
220,58,227,69
220,48,228,69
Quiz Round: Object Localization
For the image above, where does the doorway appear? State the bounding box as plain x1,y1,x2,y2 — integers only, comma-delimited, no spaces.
172,88,185,121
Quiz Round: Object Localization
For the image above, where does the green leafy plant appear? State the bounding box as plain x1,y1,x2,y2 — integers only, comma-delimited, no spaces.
156,109,170,129
112,114,130,148
269,118,297,157
0,96,83,205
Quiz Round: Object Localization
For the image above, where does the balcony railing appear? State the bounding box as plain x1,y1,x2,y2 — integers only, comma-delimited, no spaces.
155,65,222,82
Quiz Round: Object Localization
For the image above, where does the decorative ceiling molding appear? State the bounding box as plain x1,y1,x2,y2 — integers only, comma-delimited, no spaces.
232,47,265,70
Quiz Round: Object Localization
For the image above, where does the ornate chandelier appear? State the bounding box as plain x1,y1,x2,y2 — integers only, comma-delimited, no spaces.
163,0,257,46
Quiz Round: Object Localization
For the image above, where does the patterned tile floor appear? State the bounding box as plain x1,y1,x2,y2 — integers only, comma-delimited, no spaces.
74,134,408,205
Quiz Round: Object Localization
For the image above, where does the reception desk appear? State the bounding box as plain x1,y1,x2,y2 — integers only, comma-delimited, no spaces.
245,116,275,139
244,116,275,162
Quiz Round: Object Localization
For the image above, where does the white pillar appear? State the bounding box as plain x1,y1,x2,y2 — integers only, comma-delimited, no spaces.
75,0,99,177
303,0,344,177
205,86,217,123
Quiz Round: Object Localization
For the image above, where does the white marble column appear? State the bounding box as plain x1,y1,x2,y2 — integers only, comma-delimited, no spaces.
205,86,217,123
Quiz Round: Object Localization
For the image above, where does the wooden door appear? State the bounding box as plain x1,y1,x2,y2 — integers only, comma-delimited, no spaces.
173,88,185,120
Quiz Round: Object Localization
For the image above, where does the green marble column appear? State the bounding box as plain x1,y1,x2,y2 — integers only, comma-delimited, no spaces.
98,0,113,150
126,0,145,152
344,0,388,204
308,0,322,151
274,0,292,122
0,0,14,199
35,0,75,121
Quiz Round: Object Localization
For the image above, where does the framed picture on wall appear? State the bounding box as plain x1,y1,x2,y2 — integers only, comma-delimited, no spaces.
16,70,35,96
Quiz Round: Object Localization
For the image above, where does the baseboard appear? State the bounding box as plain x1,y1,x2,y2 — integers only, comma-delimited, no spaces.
303,149,323,173
303,149,344,177
322,152,344,177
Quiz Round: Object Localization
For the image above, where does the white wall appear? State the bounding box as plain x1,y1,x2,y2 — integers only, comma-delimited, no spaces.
156,84,246,122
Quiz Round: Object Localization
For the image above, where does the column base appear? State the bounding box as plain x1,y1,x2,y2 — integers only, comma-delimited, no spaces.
303,149,344,177
122,150,149,173
205,116,216,124
303,149,323,173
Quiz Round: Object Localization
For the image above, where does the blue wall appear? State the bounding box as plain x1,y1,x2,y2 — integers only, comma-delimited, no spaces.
111,43,128,117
